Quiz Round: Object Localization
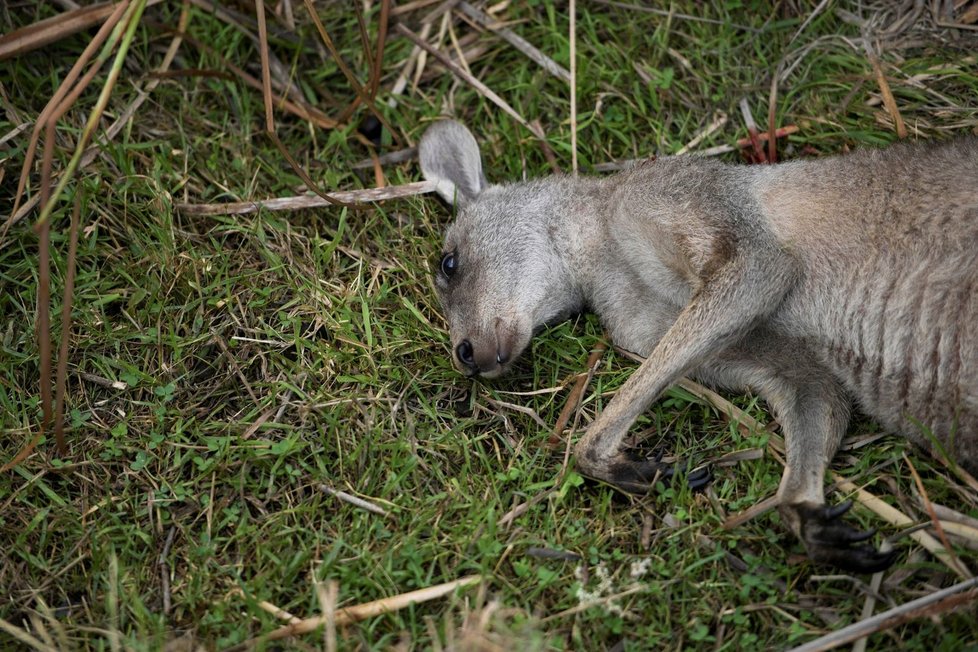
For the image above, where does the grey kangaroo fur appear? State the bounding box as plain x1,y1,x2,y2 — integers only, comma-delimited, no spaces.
419,119,978,573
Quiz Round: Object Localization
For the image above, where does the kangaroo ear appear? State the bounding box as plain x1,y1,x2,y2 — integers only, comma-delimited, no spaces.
418,120,488,208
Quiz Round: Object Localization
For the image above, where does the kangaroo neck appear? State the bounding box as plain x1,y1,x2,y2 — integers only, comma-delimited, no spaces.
540,174,620,311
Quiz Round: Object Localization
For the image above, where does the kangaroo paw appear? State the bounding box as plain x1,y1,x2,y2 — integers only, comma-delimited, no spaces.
792,500,898,573
578,450,711,494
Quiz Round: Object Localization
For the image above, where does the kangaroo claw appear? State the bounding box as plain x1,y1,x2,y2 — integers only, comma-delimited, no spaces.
794,501,898,574
579,450,712,494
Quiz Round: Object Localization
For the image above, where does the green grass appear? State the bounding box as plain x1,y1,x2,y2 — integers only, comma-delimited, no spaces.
2,1,978,649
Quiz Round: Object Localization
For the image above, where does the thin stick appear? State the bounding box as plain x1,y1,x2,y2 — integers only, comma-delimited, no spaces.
833,475,973,580
79,372,127,390
5,0,129,233
675,111,728,155
37,219,53,445
0,618,59,652
593,126,799,172
386,20,431,107
569,0,577,174
0,121,30,147
353,1,375,85
52,192,83,453
486,397,550,430
738,97,768,163
0,0,161,60
252,598,302,624
723,494,780,530
157,526,176,615
852,540,890,652
786,578,978,652
865,45,906,139
588,0,761,32
302,0,398,143
498,488,555,529
228,575,481,650
254,0,275,132
456,2,569,82
390,0,444,15
368,0,391,101
767,71,779,163
531,119,561,173
549,342,607,446
33,0,148,229
320,485,390,517
176,180,436,217
903,452,968,578
317,580,338,652
395,23,544,139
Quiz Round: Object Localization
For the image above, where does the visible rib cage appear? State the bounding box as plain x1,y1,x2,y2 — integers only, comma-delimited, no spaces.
821,251,978,464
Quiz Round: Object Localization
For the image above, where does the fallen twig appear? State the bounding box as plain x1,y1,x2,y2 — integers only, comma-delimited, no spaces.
767,70,779,163
157,526,176,615
0,0,162,61
175,180,436,216
351,146,418,170
499,488,555,529
227,575,481,650
904,452,969,579
738,97,768,163
569,0,578,174
456,1,570,82
853,539,890,652
395,23,545,139
79,372,127,390
864,44,907,139
485,397,550,430
320,485,390,517
548,342,608,446
723,494,780,530
675,112,728,155
833,475,973,580
52,194,83,453
593,125,799,171
255,598,302,624
787,577,978,652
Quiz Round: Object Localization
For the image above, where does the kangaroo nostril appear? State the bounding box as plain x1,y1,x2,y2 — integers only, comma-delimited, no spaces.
456,340,475,366
496,349,510,365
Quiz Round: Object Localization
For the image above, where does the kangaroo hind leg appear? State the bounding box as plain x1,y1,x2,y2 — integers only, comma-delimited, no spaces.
768,360,898,573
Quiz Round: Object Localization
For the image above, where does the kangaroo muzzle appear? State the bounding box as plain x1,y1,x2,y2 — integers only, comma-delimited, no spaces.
454,335,512,377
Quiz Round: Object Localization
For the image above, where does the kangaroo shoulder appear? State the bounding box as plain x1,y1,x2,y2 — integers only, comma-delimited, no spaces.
603,157,754,288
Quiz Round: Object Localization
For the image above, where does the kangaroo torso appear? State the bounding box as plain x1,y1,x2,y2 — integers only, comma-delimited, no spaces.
599,141,978,464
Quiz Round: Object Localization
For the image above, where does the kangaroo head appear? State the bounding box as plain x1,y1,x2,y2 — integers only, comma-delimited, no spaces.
419,120,581,378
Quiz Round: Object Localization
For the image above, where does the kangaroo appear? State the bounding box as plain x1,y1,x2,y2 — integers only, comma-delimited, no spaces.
418,119,978,573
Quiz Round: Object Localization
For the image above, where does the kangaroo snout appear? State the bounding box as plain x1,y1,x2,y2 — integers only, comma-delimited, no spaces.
454,334,512,377
453,320,519,377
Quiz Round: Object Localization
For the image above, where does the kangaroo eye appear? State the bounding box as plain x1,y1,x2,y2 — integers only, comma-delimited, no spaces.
440,252,458,278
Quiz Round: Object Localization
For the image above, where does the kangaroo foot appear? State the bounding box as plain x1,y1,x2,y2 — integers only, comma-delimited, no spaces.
577,449,711,494
790,500,898,573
